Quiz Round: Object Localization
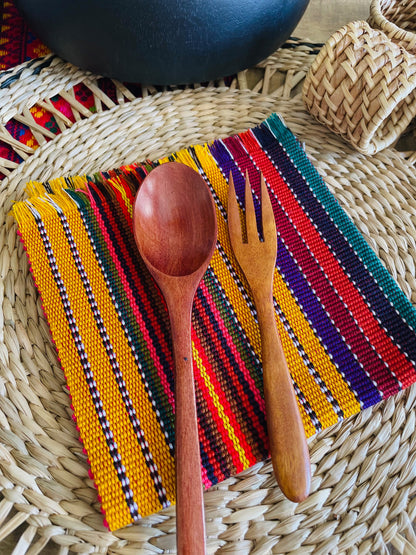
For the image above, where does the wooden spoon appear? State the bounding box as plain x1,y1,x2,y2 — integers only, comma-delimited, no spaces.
133,162,217,555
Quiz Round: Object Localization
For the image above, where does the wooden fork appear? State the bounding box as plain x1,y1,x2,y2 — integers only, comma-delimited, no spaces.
228,171,311,503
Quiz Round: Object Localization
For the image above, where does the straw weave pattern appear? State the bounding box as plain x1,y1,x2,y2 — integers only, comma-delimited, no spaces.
302,20,416,155
369,0,416,54
1,44,416,553
13,112,416,532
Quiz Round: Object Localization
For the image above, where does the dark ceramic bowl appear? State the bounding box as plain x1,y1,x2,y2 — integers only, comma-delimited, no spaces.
15,0,309,85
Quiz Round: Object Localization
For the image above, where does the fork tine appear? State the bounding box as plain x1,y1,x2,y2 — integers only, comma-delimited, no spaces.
260,174,278,247
245,171,258,243
227,171,243,246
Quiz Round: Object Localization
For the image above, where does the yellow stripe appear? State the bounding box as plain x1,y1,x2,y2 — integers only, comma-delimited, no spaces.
272,271,361,419
192,343,250,468
108,176,133,217
208,249,335,431
64,204,176,506
25,175,87,197
37,200,175,518
16,210,133,530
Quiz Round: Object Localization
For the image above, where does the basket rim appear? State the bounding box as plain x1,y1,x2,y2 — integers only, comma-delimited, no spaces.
370,0,416,43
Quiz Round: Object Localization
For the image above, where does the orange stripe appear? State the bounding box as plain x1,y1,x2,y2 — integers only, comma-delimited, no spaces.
34,199,175,518
190,146,344,426
16,209,133,530
62,203,176,506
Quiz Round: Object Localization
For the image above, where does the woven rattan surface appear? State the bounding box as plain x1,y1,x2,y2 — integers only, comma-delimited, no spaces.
1,42,416,554
302,20,416,156
369,0,416,54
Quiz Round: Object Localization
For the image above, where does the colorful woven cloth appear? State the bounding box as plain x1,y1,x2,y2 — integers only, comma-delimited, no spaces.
13,114,416,531
0,0,49,70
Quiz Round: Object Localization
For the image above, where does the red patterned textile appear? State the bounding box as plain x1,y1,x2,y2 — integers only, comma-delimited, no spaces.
0,0,49,70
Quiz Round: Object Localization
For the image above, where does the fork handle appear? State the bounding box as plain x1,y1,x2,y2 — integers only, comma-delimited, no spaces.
256,291,311,503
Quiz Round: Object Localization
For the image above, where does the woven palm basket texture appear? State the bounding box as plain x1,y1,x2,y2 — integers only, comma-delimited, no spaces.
1,38,416,555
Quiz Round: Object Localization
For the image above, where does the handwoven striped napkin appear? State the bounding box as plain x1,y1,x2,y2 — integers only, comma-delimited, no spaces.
13,114,416,531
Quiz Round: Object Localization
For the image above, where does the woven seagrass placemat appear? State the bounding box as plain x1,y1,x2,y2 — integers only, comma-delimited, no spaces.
1,48,416,554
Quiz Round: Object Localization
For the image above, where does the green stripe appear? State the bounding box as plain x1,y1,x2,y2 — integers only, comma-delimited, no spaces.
67,186,176,443
201,268,270,453
266,113,416,332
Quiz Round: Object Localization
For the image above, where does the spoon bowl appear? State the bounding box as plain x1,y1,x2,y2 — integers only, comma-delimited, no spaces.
133,162,217,555
134,162,217,277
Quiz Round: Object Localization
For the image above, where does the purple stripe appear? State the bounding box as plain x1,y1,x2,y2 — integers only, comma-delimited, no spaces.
276,237,383,408
253,123,416,364
209,138,385,407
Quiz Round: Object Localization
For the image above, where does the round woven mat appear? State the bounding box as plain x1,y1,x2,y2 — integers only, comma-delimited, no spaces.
2,84,416,554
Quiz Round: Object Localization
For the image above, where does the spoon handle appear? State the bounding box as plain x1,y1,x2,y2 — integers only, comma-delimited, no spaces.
170,305,205,555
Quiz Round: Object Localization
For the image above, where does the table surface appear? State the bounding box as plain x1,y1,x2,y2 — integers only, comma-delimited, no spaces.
295,0,370,42
2,0,377,554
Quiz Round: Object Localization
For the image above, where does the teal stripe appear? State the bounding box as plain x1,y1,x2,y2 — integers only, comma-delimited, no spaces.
265,113,416,332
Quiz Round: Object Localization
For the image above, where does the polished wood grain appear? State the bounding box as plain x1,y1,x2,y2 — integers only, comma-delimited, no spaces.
228,172,311,503
133,162,218,555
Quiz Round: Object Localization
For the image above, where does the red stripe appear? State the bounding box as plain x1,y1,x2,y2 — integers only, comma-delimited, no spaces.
234,132,413,389
230,139,400,396
87,183,176,406
196,280,268,457
228,134,400,394
192,331,250,474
